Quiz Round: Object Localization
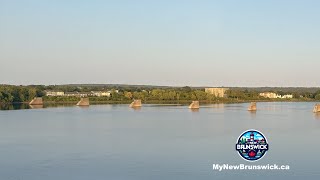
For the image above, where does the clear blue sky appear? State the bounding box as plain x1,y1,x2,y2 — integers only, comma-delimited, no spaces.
0,0,319,86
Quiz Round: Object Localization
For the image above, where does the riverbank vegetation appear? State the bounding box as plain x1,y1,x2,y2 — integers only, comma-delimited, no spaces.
1,84,320,104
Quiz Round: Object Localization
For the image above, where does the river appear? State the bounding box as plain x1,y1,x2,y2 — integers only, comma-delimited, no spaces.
0,102,319,179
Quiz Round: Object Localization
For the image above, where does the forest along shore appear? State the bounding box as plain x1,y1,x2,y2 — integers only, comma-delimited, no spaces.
1,84,320,105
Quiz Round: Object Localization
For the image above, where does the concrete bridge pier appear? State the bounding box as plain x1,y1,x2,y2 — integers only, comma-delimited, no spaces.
76,98,90,106
248,102,257,111
29,97,43,105
189,101,199,109
313,104,320,113
129,99,142,108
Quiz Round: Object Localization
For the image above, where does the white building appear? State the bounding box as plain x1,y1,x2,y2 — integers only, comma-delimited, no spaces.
101,91,111,97
259,92,293,99
259,92,277,98
64,92,80,97
45,91,65,96
46,90,115,97
91,91,111,97
282,94,293,99
79,92,93,97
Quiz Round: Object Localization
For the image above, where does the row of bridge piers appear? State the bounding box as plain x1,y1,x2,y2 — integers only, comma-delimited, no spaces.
28,97,320,112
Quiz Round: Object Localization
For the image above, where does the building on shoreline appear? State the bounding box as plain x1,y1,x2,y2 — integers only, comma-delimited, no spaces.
79,92,93,97
281,94,293,98
259,92,277,98
259,92,293,99
45,91,65,96
64,92,80,97
205,88,229,98
91,91,111,97
47,91,113,97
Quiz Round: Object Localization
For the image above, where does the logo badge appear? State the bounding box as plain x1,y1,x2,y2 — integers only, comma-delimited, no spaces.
236,130,269,161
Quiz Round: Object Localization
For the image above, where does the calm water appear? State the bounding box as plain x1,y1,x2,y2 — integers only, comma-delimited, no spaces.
0,102,320,180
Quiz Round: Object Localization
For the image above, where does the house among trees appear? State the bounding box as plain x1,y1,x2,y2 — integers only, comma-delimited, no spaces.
64,92,80,97
45,91,65,96
259,92,293,99
46,90,112,97
91,91,111,97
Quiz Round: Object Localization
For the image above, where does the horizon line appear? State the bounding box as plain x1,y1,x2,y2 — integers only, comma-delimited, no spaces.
1,83,320,88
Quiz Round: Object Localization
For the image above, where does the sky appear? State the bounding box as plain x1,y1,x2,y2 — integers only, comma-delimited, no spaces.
0,0,319,87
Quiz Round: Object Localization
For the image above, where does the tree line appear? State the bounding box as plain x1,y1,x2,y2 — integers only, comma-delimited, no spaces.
1,85,320,104
0,85,45,103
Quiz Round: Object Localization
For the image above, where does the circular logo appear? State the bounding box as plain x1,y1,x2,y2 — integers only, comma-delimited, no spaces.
235,130,269,162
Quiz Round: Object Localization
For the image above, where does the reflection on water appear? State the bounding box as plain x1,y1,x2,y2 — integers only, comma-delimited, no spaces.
189,108,199,112
314,112,320,120
201,103,225,108
131,106,142,111
249,110,257,119
0,103,31,110
77,105,90,109
0,103,77,110
29,105,44,109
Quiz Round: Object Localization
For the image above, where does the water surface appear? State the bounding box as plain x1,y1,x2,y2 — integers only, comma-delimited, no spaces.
0,102,319,180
